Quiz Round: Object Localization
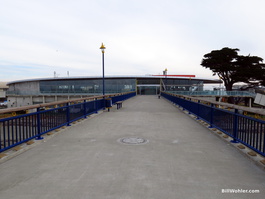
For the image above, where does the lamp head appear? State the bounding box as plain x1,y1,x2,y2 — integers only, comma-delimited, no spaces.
100,43,106,53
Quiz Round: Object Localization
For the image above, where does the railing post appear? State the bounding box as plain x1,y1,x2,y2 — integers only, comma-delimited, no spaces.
196,100,200,120
103,97,106,110
188,98,192,114
83,100,87,118
231,109,239,143
35,108,44,140
94,98,98,114
209,103,214,128
66,102,71,126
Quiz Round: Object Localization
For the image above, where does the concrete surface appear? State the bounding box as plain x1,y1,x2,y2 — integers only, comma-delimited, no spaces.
0,95,264,199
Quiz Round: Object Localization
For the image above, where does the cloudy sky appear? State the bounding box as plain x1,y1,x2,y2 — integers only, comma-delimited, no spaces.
1,0,265,82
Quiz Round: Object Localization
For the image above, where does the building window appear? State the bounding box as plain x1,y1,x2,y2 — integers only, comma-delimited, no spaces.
39,79,136,94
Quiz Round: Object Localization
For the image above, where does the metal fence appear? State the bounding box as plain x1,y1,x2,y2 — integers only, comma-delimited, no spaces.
161,92,265,156
0,92,136,152
168,90,256,97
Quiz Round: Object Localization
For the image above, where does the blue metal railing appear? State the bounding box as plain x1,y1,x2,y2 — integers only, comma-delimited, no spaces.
162,92,265,156
0,92,136,152
111,92,136,104
168,90,256,97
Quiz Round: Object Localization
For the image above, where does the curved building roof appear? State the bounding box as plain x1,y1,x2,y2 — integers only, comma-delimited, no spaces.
0,82,8,88
7,75,222,85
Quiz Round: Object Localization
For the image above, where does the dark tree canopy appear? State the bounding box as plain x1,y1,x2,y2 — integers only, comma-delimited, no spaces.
201,47,265,91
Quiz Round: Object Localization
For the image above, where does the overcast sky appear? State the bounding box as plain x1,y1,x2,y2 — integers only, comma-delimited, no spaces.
1,0,265,82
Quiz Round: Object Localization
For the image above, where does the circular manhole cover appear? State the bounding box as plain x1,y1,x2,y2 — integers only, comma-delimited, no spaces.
118,137,149,145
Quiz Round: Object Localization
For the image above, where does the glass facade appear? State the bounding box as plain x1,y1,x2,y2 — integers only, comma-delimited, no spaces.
40,79,136,94
7,77,208,96
137,86,160,95
162,79,203,91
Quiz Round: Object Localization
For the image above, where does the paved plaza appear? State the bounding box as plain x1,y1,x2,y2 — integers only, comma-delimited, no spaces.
0,95,264,199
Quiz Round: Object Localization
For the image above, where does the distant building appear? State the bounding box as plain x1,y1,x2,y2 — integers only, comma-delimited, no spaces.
0,82,8,101
6,75,221,107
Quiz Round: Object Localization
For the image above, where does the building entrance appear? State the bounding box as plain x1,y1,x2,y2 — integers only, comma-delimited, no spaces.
137,85,160,95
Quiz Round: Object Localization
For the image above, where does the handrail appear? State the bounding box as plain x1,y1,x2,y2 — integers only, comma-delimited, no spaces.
0,91,135,114
164,92,265,116
168,91,256,97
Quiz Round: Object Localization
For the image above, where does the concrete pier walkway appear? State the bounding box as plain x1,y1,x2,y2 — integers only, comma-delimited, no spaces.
0,95,264,199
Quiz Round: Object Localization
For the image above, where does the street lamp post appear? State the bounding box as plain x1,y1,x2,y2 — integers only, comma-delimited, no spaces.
100,43,106,96
163,68,168,91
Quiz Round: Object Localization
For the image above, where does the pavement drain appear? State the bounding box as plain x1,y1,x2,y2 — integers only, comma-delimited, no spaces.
118,137,149,145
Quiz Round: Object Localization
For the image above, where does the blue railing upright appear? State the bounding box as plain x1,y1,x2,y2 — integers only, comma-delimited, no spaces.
0,92,136,152
161,92,265,157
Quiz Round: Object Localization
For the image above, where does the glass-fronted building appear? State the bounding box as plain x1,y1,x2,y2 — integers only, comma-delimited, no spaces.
6,75,221,107
39,78,136,94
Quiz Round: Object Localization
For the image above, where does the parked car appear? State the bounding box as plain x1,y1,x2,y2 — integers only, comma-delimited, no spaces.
0,101,7,106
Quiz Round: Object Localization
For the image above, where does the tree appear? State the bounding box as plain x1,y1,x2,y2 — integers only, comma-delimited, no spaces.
201,47,265,91
235,55,265,85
